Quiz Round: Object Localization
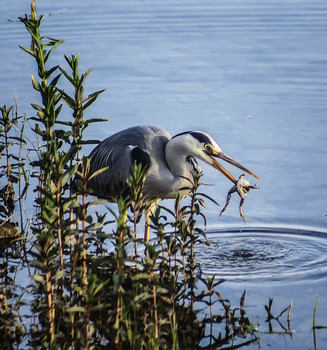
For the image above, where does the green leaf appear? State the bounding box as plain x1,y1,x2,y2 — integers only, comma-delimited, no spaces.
49,71,61,86
81,89,105,109
134,292,153,303
55,120,73,127
80,67,93,85
59,67,75,86
44,39,64,63
66,306,87,313
197,192,219,206
31,103,43,111
31,76,40,91
131,273,152,281
56,88,75,107
19,45,36,57
86,199,108,207
156,287,169,295
33,274,46,284
82,118,108,127
85,222,104,231
88,166,109,181
55,103,63,117
61,166,77,187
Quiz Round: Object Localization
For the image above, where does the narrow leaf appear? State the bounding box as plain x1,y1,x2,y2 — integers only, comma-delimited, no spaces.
88,166,109,181
19,45,36,57
66,306,87,313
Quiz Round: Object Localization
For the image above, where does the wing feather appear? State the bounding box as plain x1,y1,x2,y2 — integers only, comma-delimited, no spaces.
88,126,171,200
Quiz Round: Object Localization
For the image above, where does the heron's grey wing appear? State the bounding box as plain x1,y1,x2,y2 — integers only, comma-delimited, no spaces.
88,126,171,200
88,140,130,199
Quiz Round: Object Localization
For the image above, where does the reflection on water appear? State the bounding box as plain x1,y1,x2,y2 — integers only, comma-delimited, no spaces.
197,226,327,283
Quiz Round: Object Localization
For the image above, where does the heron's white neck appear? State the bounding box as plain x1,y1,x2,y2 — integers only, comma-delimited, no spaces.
164,135,196,192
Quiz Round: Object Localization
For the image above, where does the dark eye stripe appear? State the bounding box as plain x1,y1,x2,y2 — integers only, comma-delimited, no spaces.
189,132,211,145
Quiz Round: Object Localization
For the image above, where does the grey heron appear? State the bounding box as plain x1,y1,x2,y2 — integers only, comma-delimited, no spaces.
88,126,259,240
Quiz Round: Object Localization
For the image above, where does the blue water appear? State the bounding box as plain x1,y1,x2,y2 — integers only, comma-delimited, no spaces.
2,0,327,229
1,1,327,348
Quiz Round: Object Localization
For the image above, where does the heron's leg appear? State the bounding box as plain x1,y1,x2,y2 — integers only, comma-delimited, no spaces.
144,210,151,242
144,203,156,242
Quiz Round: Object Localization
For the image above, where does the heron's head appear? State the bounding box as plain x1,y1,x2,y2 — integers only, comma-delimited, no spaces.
180,131,259,184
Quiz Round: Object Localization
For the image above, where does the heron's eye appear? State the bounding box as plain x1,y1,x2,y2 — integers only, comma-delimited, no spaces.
204,144,211,150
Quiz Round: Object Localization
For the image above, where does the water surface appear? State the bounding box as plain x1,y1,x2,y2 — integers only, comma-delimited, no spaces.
1,1,327,348
2,0,327,228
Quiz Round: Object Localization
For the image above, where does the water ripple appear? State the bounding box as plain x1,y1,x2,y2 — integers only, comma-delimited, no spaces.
197,226,327,283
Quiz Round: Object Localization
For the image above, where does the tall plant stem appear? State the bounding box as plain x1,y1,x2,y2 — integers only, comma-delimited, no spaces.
153,283,159,340
81,192,88,290
45,270,55,343
56,190,65,299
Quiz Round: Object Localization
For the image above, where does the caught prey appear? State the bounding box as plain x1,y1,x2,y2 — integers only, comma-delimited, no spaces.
219,174,259,223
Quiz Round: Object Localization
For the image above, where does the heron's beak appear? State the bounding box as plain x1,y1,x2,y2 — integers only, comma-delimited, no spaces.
208,151,260,184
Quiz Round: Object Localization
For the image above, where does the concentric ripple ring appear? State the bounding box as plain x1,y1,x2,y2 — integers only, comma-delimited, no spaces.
197,226,327,283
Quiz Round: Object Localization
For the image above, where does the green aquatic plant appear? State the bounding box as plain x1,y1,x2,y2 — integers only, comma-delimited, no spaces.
312,295,327,350
0,103,28,230
0,280,26,349
264,297,293,334
19,6,105,347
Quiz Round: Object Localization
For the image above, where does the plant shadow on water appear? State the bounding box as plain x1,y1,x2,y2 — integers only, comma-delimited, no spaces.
1,2,327,349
